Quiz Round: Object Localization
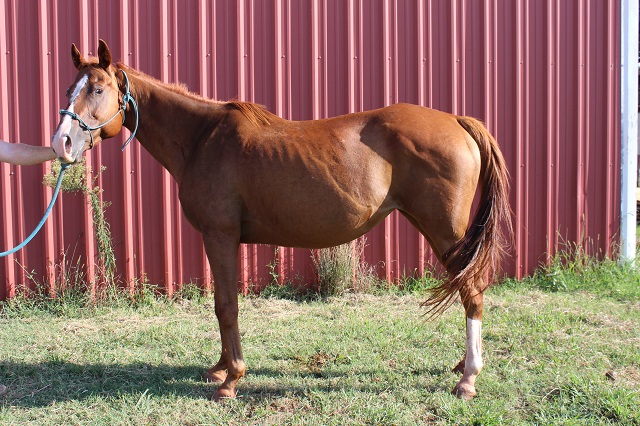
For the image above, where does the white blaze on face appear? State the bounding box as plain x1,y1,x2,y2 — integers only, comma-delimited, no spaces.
464,318,483,376
52,74,88,161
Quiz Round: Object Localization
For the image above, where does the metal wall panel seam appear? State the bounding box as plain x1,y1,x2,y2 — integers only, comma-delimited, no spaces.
515,0,527,273
0,1,16,297
275,0,285,117
159,0,176,295
36,0,57,291
311,0,320,119
285,0,296,287
119,0,137,289
49,0,62,284
416,0,426,275
273,0,285,287
348,0,356,113
604,0,616,247
452,0,460,115
382,0,392,282
78,0,98,289
171,0,184,289
545,0,557,261
237,0,246,101
238,0,253,292
509,0,521,277
132,0,146,293
392,0,400,281
524,0,532,272
200,0,213,290
237,0,254,294
10,1,26,289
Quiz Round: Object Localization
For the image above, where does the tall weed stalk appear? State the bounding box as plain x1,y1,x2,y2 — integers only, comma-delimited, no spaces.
44,159,116,287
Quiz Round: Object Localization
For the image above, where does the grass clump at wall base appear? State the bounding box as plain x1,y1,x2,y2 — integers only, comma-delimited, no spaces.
43,159,116,286
0,281,207,319
499,239,640,302
312,239,379,297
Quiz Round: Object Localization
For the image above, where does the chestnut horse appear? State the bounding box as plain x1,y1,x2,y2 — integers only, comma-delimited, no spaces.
51,40,511,401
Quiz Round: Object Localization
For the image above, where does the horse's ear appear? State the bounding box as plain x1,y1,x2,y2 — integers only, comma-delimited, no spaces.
97,39,112,70
71,43,83,70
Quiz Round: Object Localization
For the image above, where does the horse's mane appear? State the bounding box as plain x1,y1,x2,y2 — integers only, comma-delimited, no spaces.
116,63,273,127
225,101,272,126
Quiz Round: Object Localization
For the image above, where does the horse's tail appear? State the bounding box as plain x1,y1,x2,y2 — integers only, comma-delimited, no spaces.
423,116,512,317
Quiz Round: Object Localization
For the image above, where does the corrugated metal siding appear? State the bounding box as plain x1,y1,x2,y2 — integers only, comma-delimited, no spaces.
0,0,621,298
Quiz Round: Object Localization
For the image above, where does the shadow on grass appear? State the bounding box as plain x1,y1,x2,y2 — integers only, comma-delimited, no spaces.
0,361,451,408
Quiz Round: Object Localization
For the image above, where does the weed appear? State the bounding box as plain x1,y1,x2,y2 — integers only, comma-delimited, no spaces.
312,238,379,297
505,237,640,301
43,159,116,286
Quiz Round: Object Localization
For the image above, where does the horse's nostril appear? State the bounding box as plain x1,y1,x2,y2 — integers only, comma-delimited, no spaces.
64,136,72,154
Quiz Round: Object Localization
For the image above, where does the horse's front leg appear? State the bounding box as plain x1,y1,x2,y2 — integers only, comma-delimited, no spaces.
452,285,484,400
202,233,245,401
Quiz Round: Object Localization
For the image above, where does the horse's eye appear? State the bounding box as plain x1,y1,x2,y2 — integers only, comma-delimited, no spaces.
94,88,104,95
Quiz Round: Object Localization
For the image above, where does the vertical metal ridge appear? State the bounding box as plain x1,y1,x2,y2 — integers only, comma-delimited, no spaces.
237,0,247,101
170,0,184,289
0,1,15,297
119,0,137,289
36,0,56,290
382,0,393,282
159,0,175,295
546,0,560,261
416,0,426,275
10,1,26,288
78,0,97,289
604,0,617,246
515,0,528,273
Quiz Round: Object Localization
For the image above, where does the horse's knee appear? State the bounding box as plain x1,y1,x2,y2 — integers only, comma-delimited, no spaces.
215,301,239,326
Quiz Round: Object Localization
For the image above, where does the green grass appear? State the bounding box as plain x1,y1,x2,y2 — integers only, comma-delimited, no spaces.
1,261,639,425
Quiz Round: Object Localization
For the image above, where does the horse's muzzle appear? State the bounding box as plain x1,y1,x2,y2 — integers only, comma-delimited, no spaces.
52,133,76,164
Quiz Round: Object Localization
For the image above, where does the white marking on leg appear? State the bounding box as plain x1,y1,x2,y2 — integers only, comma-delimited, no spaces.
464,317,483,376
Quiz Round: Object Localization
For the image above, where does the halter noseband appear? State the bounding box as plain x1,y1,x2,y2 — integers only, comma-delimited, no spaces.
59,68,139,151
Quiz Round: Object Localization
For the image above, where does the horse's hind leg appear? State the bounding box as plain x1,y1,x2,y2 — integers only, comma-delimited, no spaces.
426,224,486,400
400,204,484,400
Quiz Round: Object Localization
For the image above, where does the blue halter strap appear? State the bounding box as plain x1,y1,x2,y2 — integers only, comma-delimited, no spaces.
0,163,70,257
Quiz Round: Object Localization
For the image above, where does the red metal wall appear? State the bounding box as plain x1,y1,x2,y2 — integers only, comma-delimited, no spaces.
0,0,621,298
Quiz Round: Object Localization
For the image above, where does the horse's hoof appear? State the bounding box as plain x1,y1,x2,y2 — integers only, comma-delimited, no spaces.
452,383,476,400
211,387,236,402
203,369,227,383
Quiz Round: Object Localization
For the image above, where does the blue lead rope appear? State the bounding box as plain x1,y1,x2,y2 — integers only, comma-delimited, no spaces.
0,162,70,257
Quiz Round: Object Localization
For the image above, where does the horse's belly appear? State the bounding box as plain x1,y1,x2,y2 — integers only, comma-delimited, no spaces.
240,189,394,248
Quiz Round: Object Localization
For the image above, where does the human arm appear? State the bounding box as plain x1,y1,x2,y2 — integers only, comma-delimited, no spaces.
0,139,57,165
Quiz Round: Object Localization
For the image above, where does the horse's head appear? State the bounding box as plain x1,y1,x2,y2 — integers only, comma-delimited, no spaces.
52,40,125,163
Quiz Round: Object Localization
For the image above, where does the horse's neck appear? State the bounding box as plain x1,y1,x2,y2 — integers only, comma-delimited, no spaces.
121,70,223,182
